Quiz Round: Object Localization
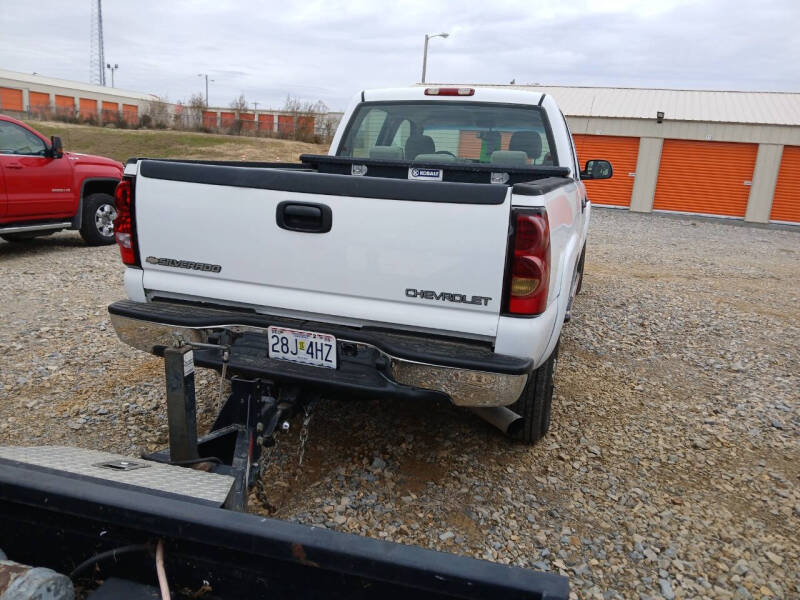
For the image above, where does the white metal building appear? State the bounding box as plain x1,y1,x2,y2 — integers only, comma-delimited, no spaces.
0,69,328,137
433,84,800,224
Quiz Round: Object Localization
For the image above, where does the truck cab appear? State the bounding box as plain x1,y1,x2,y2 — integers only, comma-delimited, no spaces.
0,115,123,244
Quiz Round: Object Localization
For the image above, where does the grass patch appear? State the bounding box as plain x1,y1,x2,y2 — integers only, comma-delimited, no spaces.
24,121,328,164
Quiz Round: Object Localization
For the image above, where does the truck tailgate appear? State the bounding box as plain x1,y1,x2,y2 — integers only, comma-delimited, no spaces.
135,161,511,338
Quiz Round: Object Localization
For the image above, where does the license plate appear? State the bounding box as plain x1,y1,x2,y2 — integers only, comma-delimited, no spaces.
267,326,337,369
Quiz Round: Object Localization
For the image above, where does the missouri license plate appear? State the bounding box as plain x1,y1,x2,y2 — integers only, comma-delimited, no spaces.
267,326,337,369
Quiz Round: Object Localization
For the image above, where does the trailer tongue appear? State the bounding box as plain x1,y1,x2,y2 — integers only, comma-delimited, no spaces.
0,342,569,599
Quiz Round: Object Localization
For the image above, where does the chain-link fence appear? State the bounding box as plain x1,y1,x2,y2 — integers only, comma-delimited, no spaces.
169,110,341,144
2,104,342,145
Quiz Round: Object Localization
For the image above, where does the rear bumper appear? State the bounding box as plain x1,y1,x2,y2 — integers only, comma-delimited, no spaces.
108,300,530,407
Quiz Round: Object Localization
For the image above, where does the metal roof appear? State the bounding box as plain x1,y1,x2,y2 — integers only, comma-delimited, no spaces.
425,84,800,126
0,69,159,102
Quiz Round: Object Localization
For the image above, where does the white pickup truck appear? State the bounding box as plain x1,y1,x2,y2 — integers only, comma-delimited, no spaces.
108,86,611,444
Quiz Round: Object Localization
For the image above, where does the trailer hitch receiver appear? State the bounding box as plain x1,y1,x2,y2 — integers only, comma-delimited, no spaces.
147,345,314,511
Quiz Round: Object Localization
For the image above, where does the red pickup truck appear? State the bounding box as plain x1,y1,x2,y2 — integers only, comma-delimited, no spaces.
0,115,123,244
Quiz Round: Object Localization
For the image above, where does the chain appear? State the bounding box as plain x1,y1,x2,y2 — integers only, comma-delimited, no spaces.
297,397,318,468
254,477,277,513
297,413,312,467
217,349,229,406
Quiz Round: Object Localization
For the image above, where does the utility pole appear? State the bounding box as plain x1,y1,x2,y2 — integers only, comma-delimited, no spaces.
106,63,118,87
198,73,214,106
421,32,449,84
253,101,259,112
89,0,106,85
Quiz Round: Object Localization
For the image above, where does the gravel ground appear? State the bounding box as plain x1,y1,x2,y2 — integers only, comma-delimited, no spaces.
1,208,798,599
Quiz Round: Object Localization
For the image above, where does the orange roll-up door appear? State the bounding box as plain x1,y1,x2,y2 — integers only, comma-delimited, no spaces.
122,104,138,125
296,116,314,137
240,112,255,132
573,135,639,207
458,131,482,159
258,114,274,132
29,91,50,114
30,91,50,108
202,111,217,129
0,88,23,111
769,146,800,223
79,98,98,120
55,95,75,117
277,115,294,134
653,140,757,217
102,100,118,120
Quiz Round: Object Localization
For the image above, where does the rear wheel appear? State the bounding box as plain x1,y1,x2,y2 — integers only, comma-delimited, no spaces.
508,343,559,445
79,193,117,246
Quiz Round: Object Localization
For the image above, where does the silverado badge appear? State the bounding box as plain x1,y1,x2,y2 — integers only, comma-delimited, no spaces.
145,256,222,273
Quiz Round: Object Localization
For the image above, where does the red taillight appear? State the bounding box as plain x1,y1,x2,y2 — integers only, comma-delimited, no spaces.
506,211,550,315
424,87,475,96
113,179,138,266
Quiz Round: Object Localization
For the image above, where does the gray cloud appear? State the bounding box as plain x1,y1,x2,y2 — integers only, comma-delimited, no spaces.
0,0,797,111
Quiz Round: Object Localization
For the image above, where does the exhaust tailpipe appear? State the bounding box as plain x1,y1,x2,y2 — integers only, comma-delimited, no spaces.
469,406,524,436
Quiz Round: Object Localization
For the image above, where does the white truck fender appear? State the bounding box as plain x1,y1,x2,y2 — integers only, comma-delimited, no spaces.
123,267,146,303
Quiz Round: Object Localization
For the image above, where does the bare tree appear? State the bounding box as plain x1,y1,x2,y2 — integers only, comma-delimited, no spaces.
187,93,207,130
142,95,171,129
230,94,248,113
225,94,249,134
317,112,342,143
281,95,329,142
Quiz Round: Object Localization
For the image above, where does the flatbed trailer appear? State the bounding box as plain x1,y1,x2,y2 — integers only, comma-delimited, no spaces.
0,343,569,599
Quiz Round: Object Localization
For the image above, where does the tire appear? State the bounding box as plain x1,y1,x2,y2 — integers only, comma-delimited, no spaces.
79,193,117,246
508,343,559,445
575,244,586,295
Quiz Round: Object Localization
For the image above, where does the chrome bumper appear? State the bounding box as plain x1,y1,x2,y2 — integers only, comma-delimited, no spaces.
109,313,528,407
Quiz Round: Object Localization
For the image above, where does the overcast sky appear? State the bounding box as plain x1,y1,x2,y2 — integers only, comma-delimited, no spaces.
1,0,798,111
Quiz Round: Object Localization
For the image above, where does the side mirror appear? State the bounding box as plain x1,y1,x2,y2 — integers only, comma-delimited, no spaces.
49,136,63,159
581,159,612,180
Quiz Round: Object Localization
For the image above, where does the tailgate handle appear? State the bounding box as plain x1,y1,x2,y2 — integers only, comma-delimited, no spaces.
276,201,332,233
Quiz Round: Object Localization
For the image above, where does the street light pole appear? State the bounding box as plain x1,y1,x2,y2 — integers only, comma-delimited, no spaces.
421,32,449,83
198,73,215,106
106,63,118,87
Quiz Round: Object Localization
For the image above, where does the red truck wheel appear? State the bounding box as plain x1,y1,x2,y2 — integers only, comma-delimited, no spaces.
80,193,117,246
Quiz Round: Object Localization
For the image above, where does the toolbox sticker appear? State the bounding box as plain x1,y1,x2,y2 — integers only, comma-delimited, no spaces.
408,167,443,181
183,351,195,376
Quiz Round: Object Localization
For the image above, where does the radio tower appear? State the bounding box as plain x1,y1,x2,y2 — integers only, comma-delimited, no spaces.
89,0,106,85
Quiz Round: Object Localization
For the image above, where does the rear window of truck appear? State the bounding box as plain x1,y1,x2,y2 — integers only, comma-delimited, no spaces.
337,102,556,166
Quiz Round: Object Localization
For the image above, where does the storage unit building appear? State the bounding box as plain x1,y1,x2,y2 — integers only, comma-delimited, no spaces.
652,140,758,217
79,97,98,121
258,114,275,132
0,87,23,111
437,83,800,224
770,146,800,223
0,68,157,125
239,112,255,132
0,69,330,144
29,91,50,115
572,134,640,208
